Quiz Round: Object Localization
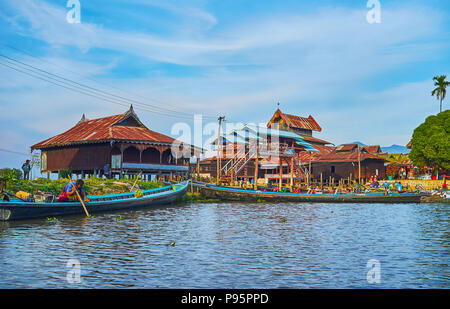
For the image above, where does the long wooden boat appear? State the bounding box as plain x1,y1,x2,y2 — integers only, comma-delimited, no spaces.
0,181,189,221
193,182,428,203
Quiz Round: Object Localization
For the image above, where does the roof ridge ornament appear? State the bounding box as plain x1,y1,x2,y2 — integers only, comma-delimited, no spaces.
125,104,137,117
77,113,88,124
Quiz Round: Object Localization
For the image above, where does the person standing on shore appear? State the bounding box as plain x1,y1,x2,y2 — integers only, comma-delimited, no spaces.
103,163,111,179
22,160,31,180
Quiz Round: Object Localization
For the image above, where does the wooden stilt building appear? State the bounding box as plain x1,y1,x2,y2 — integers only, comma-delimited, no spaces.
31,106,202,180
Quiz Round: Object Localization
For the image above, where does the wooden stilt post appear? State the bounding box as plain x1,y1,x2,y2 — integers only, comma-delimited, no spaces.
196,157,200,181
278,159,282,190
309,155,312,184
290,157,294,191
290,140,294,191
254,157,258,190
358,145,361,184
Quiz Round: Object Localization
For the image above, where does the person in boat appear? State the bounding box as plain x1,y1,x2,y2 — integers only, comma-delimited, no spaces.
57,179,90,203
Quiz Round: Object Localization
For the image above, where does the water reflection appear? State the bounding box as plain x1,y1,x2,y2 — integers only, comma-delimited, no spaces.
0,202,448,288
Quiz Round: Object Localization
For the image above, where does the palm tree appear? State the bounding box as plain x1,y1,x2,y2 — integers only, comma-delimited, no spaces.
431,75,450,113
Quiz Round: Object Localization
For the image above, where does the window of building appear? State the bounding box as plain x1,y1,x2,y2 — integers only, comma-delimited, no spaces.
41,152,47,171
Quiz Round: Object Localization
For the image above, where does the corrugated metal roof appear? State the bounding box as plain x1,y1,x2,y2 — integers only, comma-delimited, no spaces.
243,124,310,141
316,148,384,162
283,113,322,132
301,143,320,152
268,109,322,132
362,145,381,154
297,144,334,162
300,135,332,145
213,125,314,148
31,109,175,149
336,144,358,152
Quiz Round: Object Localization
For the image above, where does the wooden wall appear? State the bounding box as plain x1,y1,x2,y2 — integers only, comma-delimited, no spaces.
310,159,386,181
43,143,111,172
199,158,258,179
41,143,182,174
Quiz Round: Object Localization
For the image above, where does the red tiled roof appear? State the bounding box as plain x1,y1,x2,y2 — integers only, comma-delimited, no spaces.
31,108,175,149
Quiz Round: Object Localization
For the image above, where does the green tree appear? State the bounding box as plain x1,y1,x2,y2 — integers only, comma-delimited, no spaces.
409,110,450,170
0,168,23,180
431,75,449,113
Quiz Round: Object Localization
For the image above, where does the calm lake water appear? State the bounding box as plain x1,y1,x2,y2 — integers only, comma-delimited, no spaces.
0,202,448,288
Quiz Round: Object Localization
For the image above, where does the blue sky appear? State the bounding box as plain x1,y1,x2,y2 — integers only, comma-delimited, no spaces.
0,0,449,174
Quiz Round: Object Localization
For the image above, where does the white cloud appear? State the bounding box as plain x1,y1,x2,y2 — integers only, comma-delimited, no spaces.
0,0,448,158
4,0,442,67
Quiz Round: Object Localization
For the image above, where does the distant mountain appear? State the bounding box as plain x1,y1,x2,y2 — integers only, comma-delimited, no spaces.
381,144,410,154
349,141,366,147
344,142,410,154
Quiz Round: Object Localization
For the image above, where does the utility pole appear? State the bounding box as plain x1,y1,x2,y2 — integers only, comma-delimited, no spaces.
358,144,361,184
217,116,225,185
254,142,259,190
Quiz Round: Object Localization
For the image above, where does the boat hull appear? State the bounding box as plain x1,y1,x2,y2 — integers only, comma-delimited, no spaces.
193,182,427,203
0,181,189,221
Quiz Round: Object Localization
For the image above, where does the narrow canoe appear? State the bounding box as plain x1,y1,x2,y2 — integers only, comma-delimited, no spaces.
193,182,428,203
0,181,189,221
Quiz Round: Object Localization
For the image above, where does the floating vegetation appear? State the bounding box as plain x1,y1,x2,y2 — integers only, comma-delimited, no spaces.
87,214,96,218
134,190,144,198
177,192,221,203
116,215,124,221
280,217,287,223
46,217,58,222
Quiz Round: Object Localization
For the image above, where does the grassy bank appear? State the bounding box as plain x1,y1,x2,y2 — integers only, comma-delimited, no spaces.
3,178,165,197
